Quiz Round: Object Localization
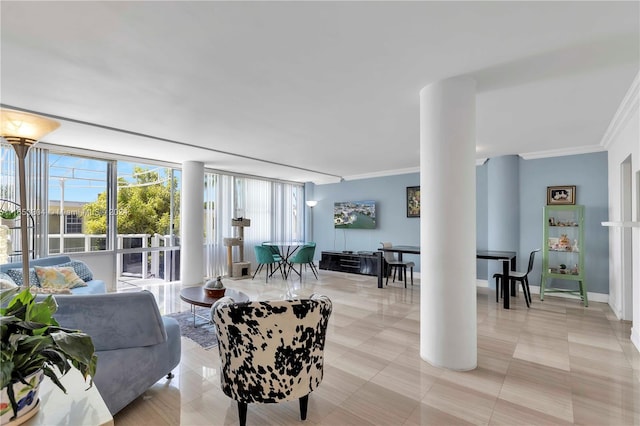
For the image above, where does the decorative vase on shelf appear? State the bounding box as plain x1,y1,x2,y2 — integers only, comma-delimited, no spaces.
204,276,226,298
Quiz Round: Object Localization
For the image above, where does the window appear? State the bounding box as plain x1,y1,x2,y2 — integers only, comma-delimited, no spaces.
65,214,82,234
48,153,109,254
117,161,180,280
203,173,303,277
7,142,301,285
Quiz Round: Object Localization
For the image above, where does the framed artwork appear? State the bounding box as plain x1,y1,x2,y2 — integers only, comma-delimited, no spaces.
547,185,576,205
406,186,420,217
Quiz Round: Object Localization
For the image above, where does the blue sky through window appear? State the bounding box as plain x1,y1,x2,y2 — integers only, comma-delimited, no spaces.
48,155,181,203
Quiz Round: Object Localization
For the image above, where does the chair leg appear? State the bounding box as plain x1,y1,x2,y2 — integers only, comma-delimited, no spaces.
308,262,318,279
520,279,530,308
299,395,309,421
495,276,500,303
524,277,532,305
252,264,263,280
410,267,413,286
238,401,248,426
403,266,407,288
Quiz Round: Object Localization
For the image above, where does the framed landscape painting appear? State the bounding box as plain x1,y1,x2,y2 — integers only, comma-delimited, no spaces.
407,186,420,217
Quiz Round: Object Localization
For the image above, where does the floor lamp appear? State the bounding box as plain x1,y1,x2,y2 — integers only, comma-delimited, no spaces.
1,109,60,289
305,200,318,242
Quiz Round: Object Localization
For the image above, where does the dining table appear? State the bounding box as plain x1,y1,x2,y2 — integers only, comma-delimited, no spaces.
377,246,518,309
262,241,307,277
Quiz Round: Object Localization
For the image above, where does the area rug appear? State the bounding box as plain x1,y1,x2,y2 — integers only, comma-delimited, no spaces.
166,308,218,350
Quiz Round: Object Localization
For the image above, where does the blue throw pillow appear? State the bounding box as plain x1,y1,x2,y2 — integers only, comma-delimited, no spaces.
6,268,40,287
58,260,94,282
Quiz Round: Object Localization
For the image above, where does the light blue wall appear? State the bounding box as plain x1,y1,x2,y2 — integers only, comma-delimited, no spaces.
311,173,422,270
310,151,609,292
487,156,521,284
519,152,609,294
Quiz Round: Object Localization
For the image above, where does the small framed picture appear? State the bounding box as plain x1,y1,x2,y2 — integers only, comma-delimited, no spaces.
547,185,576,205
406,186,420,218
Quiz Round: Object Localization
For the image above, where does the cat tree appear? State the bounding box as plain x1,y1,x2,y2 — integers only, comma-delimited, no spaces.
223,218,251,278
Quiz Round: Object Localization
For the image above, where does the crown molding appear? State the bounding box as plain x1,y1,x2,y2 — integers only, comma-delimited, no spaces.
340,166,420,182
320,158,490,184
600,70,640,150
519,144,605,160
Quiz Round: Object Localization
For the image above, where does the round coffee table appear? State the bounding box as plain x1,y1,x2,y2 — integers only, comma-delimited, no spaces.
180,286,249,327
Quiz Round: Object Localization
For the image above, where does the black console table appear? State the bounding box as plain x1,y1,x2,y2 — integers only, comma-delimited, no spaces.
319,251,387,284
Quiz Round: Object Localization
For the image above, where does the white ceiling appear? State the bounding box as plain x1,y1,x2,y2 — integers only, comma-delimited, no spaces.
1,1,638,184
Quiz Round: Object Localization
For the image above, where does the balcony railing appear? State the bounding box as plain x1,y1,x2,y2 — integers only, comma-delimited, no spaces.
47,233,179,281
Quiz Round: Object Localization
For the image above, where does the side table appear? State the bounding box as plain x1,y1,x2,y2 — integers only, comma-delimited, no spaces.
180,286,249,326
23,369,113,426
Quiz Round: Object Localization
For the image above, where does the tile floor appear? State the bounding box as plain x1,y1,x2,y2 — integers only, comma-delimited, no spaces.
114,270,640,425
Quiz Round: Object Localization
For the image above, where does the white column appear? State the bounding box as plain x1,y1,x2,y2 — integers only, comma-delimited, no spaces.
180,161,204,287
420,76,477,370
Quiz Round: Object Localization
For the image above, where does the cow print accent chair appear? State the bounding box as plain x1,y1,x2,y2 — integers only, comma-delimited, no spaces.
211,295,332,426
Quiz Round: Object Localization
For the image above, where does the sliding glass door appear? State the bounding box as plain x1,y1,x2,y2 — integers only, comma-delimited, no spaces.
116,162,180,281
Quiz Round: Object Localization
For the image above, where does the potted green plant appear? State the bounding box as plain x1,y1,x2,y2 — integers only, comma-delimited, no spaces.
0,287,98,424
0,210,20,228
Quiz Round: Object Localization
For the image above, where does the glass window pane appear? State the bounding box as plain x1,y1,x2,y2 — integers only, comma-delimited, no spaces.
48,153,109,254
117,162,180,281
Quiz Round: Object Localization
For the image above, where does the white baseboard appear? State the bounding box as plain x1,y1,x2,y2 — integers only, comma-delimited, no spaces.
473,280,608,304
476,279,489,288
528,285,609,304
631,327,640,353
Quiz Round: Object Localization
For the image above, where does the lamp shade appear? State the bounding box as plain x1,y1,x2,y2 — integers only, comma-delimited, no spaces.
1,109,60,144
306,200,318,208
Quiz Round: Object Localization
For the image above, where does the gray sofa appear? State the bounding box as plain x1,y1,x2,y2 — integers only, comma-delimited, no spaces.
1,256,182,415
0,255,105,294
51,291,181,415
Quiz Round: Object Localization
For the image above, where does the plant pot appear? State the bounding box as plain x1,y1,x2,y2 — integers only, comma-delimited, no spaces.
0,370,43,426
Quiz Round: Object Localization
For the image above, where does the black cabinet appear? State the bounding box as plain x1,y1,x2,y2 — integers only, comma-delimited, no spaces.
319,251,386,276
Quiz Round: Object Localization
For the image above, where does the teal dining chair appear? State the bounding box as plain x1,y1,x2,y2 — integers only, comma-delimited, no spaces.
253,245,284,283
287,244,318,279
262,242,286,277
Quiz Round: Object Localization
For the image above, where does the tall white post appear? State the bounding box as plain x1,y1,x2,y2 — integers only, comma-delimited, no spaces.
420,76,477,370
180,161,204,287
